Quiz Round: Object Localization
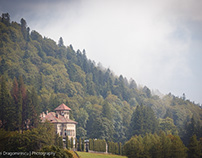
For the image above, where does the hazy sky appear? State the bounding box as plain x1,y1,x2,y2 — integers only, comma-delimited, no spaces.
1,0,202,104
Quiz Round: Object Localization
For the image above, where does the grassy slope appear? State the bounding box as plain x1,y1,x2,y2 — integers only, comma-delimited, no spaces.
77,152,127,158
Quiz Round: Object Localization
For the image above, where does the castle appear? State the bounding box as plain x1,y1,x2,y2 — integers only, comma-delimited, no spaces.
41,103,77,141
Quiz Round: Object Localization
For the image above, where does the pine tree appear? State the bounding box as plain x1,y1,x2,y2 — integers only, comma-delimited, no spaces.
118,142,122,155
55,134,60,146
71,137,73,148
102,101,112,120
78,138,82,151
159,131,172,158
29,87,40,128
89,139,93,150
20,18,27,40
170,135,187,158
66,136,69,149
1,13,10,26
188,135,200,158
17,91,23,131
11,77,19,104
75,138,78,150
0,76,13,130
58,136,63,148
129,104,158,137
18,76,27,130
129,105,144,137
11,77,19,130
184,116,200,146
58,37,64,47
82,139,85,151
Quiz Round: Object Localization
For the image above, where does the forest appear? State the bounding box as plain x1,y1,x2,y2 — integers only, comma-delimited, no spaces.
0,13,202,157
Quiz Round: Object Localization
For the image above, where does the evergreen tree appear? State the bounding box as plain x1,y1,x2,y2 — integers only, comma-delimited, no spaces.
188,135,201,158
11,77,19,130
89,139,93,150
184,116,200,145
130,105,143,137
11,77,19,104
66,136,69,149
129,104,158,137
58,136,63,148
17,91,23,131
71,137,73,148
164,109,173,119
1,13,10,26
159,131,172,158
82,138,85,151
102,101,112,120
0,59,7,74
0,76,13,130
78,138,82,151
170,135,187,158
143,106,158,134
118,142,122,155
20,18,27,40
75,138,77,150
58,37,64,47
18,76,27,130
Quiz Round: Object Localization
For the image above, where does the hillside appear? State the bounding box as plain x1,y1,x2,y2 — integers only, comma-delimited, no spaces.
0,13,201,144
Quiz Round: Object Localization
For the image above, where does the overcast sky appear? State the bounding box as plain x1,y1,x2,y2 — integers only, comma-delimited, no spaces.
1,0,202,104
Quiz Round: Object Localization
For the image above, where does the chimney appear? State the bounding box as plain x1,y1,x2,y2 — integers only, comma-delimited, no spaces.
46,110,48,115
42,112,46,118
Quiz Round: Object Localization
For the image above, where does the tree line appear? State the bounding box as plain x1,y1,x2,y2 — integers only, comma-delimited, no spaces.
124,132,202,158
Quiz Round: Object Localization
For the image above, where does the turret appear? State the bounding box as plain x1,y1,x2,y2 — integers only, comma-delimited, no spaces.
54,103,71,119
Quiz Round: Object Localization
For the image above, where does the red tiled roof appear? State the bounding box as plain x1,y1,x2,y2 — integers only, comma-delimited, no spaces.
41,112,77,124
54,103,71,111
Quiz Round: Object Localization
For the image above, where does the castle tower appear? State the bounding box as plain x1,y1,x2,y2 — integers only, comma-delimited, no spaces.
54,103,71,119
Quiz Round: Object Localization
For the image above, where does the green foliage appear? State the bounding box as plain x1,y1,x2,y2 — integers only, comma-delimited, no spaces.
82,138,85,151
71,137,73,149
58,37,64,47
108,141,120,155
188,135,201,158
118,142,122,155
89,139,93,150
0,76,13,130
159,117,178,135
58,136,63,148
92,139,106,152
182,116,202,146
129,104,158,137
75,138,77,150
66,136,69,149
78,138,82,151
102,101,112,120
0,121,56,152
123,133,187,158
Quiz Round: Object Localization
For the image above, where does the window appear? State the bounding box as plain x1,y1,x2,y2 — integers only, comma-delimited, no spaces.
67,130,74,136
